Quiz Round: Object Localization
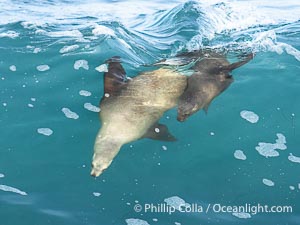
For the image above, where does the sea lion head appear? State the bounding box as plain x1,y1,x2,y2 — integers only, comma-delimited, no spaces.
91,140,122,177
90,153,113,177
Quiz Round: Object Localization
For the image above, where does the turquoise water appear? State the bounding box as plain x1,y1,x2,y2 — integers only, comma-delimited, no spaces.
0,0,300,224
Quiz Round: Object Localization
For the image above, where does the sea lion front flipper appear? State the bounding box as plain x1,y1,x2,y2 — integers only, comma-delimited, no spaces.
143,123,177,142
103,56,127,96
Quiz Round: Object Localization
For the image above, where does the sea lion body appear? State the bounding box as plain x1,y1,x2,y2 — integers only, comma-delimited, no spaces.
91,67,186,177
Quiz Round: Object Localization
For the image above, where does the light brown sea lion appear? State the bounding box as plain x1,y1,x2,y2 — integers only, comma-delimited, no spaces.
91,57,187,177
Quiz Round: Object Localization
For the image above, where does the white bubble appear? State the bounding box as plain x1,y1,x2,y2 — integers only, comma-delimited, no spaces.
288,153,300,164
262,178,275,187
154,128,160,133
95,64,108,73
36,64,50,72
84,103,100,112
61,108,79,119
162,146,167,151
9,65,16,71
255,133,287,158
164,196,190,210
232,212,251,219
31,98,36,102
28,103,34,108
289,186,295,190
0,185,27,196
240,110,259,123
79,90,92,97
37,128,53,136
125,219,150,225
0,173,4,178
234,150,247,160
93,192,101,197
74,60,89,70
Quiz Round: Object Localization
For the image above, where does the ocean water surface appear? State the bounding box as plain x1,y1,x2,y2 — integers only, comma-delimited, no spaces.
0,0,300,224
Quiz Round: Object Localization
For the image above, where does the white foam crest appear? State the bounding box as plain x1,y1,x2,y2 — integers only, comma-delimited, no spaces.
0,31,19,38
251,30,300,61
0,184,27,195
92,25,115,37
59,45,79,54
46,30,83,38
0,173,4,178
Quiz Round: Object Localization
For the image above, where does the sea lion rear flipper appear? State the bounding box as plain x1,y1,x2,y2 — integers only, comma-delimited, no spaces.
143,123,177,142
103,56,128,96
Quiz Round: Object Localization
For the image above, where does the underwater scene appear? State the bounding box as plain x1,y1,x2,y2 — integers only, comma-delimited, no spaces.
0,0,300,224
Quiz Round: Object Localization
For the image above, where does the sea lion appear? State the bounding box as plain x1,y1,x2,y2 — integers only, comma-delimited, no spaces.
175,51,254,121
91,57,187,177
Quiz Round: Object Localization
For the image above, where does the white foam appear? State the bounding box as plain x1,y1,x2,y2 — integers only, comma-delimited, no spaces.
125,219,150,225
232,212,251,219
93,192,101,197
240,110,259,123
262,178,275,187
9,65,16,71
0,185,27,196
61,108,79,119
84,103,100,112
28,103,34,108
47,30,83,38
298,183,300,190
31,98,36,102
59,45,79,54
162,145,167,151
36,65,50,72
289,186,295,191
92,25,115,37
255,133,287,158
37,128,53,136
33,48,41,54
164,196,190,210
234,150,247,160
79,90,92,97
95,64,108,73
0,31,19,38
74,60,89,70
0,174,4,178
288,153,300,164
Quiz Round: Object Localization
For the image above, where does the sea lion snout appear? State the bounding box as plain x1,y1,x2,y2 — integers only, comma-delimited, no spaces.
90,153,112,177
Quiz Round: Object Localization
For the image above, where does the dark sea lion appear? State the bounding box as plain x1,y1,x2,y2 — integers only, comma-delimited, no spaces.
91,57,187,177
175,51,253,121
